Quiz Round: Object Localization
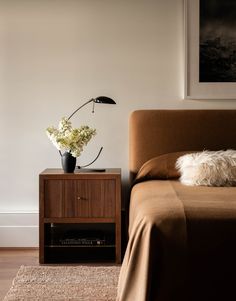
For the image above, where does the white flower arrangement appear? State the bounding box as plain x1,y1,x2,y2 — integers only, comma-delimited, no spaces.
46,117,96,157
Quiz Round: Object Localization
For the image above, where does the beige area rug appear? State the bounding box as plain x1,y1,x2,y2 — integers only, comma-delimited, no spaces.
4,265,121,301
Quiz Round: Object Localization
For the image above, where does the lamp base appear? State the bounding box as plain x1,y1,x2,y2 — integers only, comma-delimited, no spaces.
77,167,106,172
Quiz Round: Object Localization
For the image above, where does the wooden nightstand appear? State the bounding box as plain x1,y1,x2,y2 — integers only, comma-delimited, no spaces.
39,168,121,264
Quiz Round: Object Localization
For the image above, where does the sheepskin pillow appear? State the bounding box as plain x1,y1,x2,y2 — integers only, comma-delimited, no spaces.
176,150,236,186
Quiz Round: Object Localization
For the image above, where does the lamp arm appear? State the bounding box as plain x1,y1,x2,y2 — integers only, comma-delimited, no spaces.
77,147,103,169
68,98,94,120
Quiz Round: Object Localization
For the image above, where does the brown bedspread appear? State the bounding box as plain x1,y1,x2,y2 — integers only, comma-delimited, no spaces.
117,180,236,301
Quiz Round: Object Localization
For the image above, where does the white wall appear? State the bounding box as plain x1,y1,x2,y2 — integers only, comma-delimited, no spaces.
1,0,236,246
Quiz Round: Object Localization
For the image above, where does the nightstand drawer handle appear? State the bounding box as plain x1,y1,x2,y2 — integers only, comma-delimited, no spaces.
77,196,87,201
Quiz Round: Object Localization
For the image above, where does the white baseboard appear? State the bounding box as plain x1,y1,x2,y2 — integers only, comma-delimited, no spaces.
0,212,39,247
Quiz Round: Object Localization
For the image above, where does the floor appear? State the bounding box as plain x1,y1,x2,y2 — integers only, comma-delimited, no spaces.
0,249,39,300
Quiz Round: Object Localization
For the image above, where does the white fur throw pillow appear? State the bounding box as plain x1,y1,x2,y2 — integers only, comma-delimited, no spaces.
176,150,236,186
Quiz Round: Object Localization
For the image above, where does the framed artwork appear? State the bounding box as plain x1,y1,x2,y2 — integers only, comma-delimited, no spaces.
185,0,236,99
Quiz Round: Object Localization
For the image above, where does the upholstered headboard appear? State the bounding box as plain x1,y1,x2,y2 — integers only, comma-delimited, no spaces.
129,110,236,180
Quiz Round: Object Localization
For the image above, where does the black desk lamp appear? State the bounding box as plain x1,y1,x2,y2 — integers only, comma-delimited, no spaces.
68,96,116,120
68,96,116,170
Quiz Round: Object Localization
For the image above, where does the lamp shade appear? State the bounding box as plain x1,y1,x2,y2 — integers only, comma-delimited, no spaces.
68,96,116,120
94,96,116,104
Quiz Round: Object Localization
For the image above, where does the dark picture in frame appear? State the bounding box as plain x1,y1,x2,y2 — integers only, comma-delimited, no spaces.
185,0,236,99
200,0,236,82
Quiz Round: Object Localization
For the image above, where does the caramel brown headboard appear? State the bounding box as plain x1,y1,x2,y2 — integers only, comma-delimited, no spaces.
129,110,236,180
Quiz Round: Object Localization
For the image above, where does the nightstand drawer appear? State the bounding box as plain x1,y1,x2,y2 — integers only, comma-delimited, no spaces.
44,179,116,218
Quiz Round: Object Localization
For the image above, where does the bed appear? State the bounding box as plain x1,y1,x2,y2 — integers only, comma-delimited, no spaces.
117,110,236,301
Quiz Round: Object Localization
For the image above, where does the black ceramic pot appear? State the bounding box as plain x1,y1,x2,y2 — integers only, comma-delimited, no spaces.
61,152,76,173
